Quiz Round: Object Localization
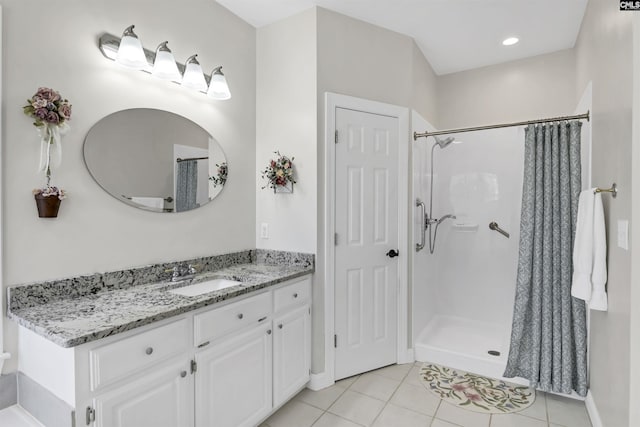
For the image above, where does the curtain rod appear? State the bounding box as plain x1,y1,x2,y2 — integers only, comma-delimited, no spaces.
176,156,208,163
413,111,590,141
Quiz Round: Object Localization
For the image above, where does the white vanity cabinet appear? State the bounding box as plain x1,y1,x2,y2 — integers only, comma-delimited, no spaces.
273,278,312,408
17,274,312,427
84,317,194,427
92,357,194,427
195,322,273,427
195,275,311,427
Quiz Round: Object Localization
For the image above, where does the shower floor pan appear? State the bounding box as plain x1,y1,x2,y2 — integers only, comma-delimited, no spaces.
414,314,528,386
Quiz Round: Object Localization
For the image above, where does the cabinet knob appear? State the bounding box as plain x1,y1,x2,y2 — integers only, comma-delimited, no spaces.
237,313,244,319
145,347,153,355
278,324,283,329
180,371,187,378
293,293,298,298
267,329,272,335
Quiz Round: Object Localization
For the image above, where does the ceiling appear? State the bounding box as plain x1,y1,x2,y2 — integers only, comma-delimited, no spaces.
215,0,589,75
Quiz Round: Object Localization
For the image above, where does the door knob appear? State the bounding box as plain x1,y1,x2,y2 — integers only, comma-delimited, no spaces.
386,249,399,258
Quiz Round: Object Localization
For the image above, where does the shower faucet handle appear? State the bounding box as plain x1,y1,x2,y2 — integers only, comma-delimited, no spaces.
489,222,510,238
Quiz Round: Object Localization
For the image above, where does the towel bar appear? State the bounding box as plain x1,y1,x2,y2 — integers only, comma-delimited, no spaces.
594,183,617,198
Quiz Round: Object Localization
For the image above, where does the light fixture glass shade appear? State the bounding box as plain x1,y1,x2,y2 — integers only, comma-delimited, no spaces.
181,54,208,92
207,67,231,100
152,42,182,82
116,25,148,70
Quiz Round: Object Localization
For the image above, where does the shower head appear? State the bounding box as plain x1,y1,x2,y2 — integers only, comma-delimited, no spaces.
434,136,455,149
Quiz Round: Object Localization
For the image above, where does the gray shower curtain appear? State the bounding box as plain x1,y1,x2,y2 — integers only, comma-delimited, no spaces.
503,121,588,397
176,160,198,212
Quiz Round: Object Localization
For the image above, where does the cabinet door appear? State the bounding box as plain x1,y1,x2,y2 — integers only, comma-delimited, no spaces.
273,305,311,407
195,322,272,427
94,358,194,427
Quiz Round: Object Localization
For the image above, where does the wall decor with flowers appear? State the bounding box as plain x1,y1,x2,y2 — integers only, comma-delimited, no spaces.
23,87,72,218
209,162,228,188
261,151,296,193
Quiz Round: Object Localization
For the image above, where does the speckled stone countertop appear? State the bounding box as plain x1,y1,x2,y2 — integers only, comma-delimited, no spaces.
7,250,314,348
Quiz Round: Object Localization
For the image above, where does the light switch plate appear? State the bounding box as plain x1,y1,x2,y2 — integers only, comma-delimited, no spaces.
617,219,629,250
260,223,269,239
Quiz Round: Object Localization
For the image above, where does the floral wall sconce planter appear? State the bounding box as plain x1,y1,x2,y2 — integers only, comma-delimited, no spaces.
261,151,296,194
23,87,71,218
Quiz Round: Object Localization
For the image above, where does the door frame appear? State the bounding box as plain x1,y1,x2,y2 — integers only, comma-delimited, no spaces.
323,92,411,385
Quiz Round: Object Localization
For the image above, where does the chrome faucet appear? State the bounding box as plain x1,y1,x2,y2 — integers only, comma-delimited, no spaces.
166,264,198,282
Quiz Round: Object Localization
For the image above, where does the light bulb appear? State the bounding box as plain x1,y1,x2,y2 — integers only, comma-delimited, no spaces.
207,66,231,100
181,54,208,92
115,25,148,70
152,41,181,82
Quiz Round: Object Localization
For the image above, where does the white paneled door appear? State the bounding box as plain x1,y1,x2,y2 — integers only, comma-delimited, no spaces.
334,107,399,380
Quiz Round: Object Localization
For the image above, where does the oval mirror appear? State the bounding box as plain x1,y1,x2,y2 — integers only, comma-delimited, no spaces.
84,109,227,213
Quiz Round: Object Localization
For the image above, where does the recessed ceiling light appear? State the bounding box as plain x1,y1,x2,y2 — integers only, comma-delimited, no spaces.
502,37,519,46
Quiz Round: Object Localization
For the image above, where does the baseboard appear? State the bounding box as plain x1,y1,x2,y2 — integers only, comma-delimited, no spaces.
0,373,17,410
397,348,415,365
308,372,334,391
585,390,603,427
18,372,74,427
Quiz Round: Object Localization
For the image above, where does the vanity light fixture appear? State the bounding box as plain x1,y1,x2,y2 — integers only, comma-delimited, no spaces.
181,55,208,92
207,66,231,100
152,41,182,82
115,25,149,70
98,26,231,100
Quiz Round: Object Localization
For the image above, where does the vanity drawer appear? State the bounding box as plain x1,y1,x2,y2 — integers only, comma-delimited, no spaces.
89,318,190,391
194,291,271,346
274,276,311,313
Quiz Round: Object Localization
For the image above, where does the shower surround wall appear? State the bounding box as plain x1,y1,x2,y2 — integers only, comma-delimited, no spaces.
412,113,524,381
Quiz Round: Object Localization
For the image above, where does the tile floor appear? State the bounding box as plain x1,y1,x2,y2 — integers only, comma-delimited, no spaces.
262,363,593,427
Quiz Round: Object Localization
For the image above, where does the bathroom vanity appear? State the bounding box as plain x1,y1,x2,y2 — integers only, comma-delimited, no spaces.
8,250,313,427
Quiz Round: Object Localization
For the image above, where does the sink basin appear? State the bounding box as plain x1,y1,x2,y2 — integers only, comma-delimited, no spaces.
168,278,243,297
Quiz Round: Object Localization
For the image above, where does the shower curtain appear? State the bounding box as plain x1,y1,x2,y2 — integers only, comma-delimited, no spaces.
176,160,198,212
504,121,588,397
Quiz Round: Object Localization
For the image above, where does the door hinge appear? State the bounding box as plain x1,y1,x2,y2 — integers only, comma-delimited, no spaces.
191,359,198,374
335,130,339,144
334,233,338,246
334,334,337,348
85,406,95,425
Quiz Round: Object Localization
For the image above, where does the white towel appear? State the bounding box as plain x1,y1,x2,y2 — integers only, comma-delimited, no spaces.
131,197,164,210
571,189,608,311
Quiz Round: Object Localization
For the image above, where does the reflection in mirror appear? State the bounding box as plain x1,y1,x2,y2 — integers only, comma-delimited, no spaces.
84,109,227,213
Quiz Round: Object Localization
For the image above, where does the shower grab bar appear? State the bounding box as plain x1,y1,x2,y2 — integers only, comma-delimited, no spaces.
416,199,426,252
489,222,510,238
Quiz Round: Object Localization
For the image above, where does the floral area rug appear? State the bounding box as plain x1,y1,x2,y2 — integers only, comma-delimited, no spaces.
419,364,535,414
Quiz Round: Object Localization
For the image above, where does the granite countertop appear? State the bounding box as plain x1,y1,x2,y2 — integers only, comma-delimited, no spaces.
8,255,313,348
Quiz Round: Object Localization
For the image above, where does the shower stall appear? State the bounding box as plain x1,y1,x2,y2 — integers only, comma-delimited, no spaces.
411,110,591,384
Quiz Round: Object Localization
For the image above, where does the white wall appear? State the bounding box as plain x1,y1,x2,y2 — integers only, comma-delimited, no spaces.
1,0,256,373
630,15,640,427
255,8,317,254
437,49,577,130
574,1,633,425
